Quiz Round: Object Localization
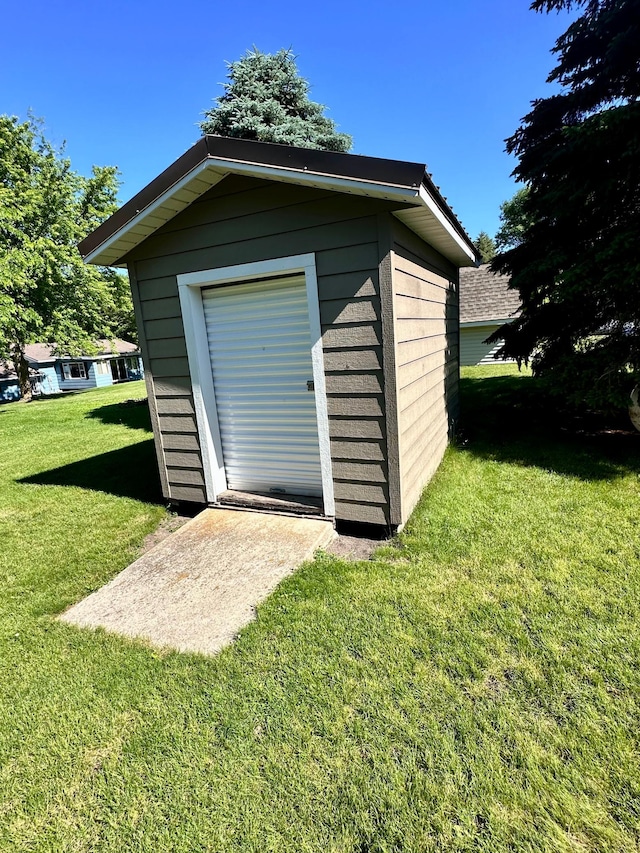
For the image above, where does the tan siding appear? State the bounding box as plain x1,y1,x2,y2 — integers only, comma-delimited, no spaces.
330,440,385,461
157,414,198,432
325,372,383,395
147,339,189,360
128,179,403,523
144,317,185,341
391,219,459,525
333,481,388,504
334,501,389,526
323,348,382,372
166,467,206,486
170,485,208,503
155,396,195,415
319,272,378,301
321,322,382,349
328,417,384,440
149,356,190,377
327,396,384,418
162,433,201,451
138,277,179,302
152,376,192,396
141,297,181,321
132,219,379,282
320,298,379,325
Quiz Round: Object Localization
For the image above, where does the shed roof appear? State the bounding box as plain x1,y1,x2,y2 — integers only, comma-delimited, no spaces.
79,136,478,269
459,263,521,324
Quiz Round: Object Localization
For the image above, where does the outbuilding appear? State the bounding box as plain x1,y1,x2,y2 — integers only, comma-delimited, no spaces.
459,264,521,365
79,137,478,529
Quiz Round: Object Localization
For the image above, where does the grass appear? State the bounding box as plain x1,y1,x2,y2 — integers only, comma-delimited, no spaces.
0,371,639,852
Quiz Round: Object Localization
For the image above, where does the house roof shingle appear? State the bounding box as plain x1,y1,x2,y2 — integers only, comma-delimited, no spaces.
459,263,521,324
24,339,139,363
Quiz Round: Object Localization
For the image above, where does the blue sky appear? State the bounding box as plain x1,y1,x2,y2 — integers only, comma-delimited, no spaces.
2,0,574,241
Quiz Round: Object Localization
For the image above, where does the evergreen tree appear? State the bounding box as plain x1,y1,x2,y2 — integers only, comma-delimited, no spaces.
0,115,134,399
490,0,640,411
475,231,497,263
200,48,352,153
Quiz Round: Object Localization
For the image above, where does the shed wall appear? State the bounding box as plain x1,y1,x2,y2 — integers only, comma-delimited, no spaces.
390,220,459,523
126,176,405,525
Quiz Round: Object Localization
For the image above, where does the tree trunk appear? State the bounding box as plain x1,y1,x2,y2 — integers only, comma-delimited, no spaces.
12,344,32,402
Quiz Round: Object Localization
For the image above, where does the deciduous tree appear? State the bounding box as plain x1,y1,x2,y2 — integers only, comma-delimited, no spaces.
200,48,352,153
490,0,640,411
0,115,134,399
494,188,532,251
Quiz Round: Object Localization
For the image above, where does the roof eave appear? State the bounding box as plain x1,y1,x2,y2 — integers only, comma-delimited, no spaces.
79,136,478,269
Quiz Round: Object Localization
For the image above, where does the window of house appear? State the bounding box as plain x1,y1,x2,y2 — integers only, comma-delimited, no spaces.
62,362,87,380
95,361,109,375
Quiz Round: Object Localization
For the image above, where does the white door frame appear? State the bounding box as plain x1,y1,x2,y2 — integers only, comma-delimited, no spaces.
177,253,335,516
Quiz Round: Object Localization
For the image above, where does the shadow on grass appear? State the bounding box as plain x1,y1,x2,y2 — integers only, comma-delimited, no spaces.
85,398,152,431
19,440,163,504
459,373,640,481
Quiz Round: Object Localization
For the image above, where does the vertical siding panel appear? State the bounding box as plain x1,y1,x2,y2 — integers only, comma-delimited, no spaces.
377,214,402,527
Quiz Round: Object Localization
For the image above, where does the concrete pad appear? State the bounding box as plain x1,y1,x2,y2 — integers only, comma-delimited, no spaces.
60,508,335,656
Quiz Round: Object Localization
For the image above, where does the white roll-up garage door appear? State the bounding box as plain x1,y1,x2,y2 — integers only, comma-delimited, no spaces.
202,275,323,497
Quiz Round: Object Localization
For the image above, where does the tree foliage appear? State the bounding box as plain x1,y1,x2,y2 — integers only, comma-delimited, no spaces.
475,231,497,263
200,48,352,153
495,188,532,251
490,0,640,411
0,115,135,399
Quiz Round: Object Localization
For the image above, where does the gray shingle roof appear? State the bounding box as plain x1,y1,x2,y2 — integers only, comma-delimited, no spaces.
459,263,521,324
24,339,139,363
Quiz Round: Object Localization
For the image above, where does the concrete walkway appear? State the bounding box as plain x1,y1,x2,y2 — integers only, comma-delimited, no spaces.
60,508,335,656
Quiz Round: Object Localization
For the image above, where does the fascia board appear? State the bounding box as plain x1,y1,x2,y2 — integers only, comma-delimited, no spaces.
460,318,517,328
82,160,222,265
213,157,422,201
418,185,477,264
82,159,422,266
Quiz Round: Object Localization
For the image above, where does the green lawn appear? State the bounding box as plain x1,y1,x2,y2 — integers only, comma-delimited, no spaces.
0,371,638,852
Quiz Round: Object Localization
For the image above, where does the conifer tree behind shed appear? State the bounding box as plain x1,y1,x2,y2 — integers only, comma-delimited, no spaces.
475,231,497,263
200,48,352,153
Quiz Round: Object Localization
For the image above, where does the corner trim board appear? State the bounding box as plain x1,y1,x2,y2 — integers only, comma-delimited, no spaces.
127,263,170,498
377,215,403,527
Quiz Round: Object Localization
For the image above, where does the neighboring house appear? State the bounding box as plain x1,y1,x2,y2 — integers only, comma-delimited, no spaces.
80,135,479,529
459,263,521,365
0,339,143,402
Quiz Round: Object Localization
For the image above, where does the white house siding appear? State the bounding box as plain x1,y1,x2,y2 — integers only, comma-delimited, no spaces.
460,324,515,366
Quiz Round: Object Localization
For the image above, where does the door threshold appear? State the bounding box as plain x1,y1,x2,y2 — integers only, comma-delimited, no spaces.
216,490,325,518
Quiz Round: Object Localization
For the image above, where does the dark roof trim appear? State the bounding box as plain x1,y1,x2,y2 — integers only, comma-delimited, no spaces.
79,136,478,266
79,137,211,261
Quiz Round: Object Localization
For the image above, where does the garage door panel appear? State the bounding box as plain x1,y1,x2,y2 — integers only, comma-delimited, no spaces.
203,275,323,497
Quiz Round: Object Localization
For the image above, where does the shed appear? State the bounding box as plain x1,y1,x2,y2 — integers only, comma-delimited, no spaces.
459,263,521,365
79,136,478,529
